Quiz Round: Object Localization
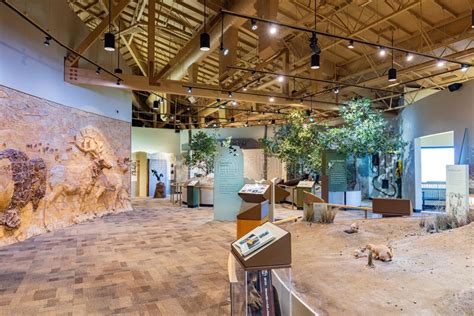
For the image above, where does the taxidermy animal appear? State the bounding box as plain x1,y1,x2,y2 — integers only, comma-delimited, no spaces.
151,169,164,182
354,243,393,268
344,222,359,234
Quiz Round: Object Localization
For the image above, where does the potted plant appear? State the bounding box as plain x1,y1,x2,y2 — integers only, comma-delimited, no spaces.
184,131,219,176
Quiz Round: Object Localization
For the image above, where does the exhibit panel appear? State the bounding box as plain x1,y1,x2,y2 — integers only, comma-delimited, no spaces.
0,85,131,245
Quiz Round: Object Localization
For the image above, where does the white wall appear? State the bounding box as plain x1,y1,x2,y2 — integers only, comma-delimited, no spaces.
0,0,131,122
132,127,181,154
400,80,474,208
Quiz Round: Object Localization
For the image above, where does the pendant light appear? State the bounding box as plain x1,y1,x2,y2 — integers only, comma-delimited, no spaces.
114,20,123,74
104,0,115,51
220,15,229,55
200,0,210,51
388,31,396,82
310,0,320,69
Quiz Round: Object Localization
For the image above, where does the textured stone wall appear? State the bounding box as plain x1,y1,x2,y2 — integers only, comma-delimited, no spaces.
0,85,131,245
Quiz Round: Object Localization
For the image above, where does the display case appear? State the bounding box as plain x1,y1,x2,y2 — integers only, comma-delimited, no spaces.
229,222,292,316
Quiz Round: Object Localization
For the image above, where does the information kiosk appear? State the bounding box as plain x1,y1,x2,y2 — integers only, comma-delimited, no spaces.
237,183,271,238
229,222,292,316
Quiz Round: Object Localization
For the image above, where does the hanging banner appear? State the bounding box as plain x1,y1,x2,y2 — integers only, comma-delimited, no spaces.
213,145,244,221
322,151,347,192
446,164,469,221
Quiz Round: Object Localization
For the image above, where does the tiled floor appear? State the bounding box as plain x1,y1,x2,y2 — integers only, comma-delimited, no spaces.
0,199,237,315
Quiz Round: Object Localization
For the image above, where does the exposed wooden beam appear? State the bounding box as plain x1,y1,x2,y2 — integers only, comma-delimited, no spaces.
68,0,131,65
65,66,340,111
148,0,156,83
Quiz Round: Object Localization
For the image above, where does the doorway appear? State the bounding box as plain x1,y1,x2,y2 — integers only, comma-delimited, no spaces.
415,131,454,211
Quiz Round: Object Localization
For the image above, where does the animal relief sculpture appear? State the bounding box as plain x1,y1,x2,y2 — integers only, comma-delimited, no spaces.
0,149,47,229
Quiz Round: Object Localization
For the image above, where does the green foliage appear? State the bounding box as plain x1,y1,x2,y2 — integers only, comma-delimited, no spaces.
321,97,405,157
184,131,218,175
261,111,322,175
261,98,405,179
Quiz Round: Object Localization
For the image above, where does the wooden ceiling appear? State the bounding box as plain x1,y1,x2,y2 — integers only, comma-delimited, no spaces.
67,0,474,128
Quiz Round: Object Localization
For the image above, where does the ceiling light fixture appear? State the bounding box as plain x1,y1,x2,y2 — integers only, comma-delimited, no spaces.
271,119,276,125
43,35,52,46
187,86,192,93
388,32,397,82
251,19,258,31
310,53,320,69
347,39,354,49
269,24,277,35
153,100,159,109
96,67,101,75
114,20,123,74
227,91,233,98
243,86,248,91
244,121,249,127
309,117,315,123
104,0,115,51
472,10,474,29
277,75,284,82
406,53,414,62
334,86,340,94
437,59,446,68
461,64,469,72
200,0,210,51
232,100,237,106
299,99,304,104
219,15,229,56
116,78,121,85
216,97,221,102
269,97,275,102
378,46,386,57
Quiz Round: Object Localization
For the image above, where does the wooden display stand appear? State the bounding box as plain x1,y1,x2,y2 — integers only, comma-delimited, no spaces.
231,222,292,270
373,198,412,217
296,181,315,209
236,184,271,238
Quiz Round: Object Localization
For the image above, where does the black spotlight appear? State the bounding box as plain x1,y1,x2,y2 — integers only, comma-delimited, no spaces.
448,83,463,92
200,32,210,51
216,97,221,102
44,35,52,46
116,78,121,85
251,19,258,31
227,91,233,98
306,109,311,116
96,67,101,75
271,119,276,125
153,100,159,109
187,86,192,93
104,32,115,51
311,53,320,69
388,67,397,82
114,67,123,74
230,117,235,123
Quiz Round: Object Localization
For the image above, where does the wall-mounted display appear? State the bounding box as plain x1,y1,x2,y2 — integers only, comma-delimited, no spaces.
446,164,469,221
0,85,131,245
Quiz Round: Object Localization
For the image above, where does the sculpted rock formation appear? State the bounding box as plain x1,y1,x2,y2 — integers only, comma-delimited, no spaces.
0,149,47,229
0,85,131,245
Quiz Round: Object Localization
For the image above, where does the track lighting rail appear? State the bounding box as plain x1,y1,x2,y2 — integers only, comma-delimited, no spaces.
1,0,123,82
220,9,473,68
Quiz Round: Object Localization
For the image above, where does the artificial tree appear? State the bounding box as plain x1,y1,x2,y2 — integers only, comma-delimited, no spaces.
321,97,405,191
261,110,322,178
184,131,218,176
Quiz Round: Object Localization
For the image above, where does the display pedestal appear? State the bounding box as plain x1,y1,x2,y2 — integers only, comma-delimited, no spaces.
229,222,292,316
296,181,314,210
237,184,271,238
187,180,199,208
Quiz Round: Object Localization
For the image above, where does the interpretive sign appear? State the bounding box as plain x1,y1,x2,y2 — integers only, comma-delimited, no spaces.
446,165,469,221
214,145,244,221
323,151,347,192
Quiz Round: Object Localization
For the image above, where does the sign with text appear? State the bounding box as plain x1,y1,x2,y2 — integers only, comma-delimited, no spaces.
323,151,347,192
213,146,244,221
446,164,469,221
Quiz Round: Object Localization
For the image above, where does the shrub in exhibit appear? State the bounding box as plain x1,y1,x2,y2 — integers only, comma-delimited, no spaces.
184,131,218,176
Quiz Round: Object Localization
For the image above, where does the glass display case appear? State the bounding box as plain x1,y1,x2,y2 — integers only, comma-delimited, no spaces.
229,222,292,316
230,264,292,316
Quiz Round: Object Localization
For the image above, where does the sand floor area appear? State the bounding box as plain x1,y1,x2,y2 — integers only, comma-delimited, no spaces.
280,210,474,315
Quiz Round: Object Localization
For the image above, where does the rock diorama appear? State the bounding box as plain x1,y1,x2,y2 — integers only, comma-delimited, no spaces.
0,85,131,245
